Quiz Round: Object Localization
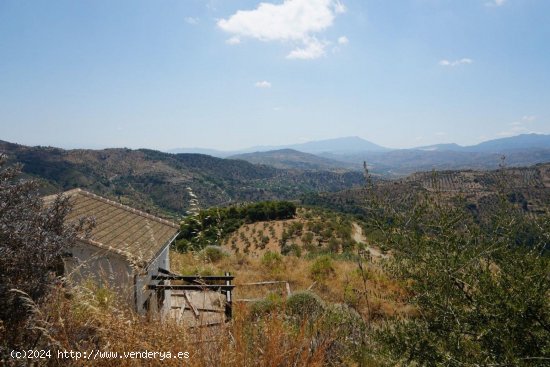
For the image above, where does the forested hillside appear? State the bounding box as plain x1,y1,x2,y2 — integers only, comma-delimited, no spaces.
0,140,364,216
302,163,550,220
229,149,358,171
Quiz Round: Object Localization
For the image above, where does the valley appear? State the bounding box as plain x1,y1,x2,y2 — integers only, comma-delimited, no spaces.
0,140,364,216
1,138,549,366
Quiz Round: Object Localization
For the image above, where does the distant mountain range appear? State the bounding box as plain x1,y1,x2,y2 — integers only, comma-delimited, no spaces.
169,133,550,156
2,136,549,215
183,134,550,176
167,136,390,157
416,133,550,153
2,132,549,215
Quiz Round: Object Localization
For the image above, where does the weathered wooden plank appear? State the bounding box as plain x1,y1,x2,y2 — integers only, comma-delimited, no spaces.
179,309,225,327
183,291,200,318
237,281,288,286
148,284,234,291
234,298,263,302
153,275,235,281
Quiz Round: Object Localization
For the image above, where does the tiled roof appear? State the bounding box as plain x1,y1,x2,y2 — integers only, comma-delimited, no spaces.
43,189,179,267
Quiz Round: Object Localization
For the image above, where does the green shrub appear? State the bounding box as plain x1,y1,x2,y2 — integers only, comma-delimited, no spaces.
301,232,314,246
261,251,284,273
362,178,550,366
285,291,325,321
200,245,228,263
250,293,284,319
282,243,302,257
321,303,366,361
309,255,335,282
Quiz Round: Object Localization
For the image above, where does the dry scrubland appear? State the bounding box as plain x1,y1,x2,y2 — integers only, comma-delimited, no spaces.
10,281,330,367
3,163,549,366
3,214,410,367
171,248,412,321
5,245,405,367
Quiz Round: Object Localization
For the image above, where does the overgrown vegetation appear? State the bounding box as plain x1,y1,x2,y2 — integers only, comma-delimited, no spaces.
359,169,550,366
0,158,93,354
2,151,549,365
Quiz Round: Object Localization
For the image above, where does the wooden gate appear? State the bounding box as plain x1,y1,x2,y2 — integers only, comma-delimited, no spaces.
149,268,234,327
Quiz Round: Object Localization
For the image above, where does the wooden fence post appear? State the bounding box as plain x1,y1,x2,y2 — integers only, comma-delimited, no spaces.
225,271,232,320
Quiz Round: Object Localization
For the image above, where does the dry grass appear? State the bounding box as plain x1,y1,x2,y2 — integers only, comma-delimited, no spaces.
15,212,413,366
171,249,412,322
28,283,331,367
7,238,413,366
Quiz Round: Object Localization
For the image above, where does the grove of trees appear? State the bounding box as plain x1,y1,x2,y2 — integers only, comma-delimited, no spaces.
175,201,296,251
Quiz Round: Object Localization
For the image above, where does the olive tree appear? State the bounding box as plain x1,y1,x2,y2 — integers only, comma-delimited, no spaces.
0,158,93,349
361,170,550,366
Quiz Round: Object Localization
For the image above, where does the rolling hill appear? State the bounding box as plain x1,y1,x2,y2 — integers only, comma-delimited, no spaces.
0,140,364,216
228,149,358,171
302,163,550,220
170,134,550,176
322,147,550,176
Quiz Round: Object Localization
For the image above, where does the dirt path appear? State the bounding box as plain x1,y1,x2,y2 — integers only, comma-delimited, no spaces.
351,222,387,259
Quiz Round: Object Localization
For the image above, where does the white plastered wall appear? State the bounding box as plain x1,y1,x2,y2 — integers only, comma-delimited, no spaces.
63,241,135,307
64,241,172,318
135,245,171,318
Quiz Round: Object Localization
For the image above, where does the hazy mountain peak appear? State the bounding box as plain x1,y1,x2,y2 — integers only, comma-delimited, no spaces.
467,133,550,152
282,136,391,154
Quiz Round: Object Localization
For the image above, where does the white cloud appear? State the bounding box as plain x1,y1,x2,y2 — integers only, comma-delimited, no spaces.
226,36,241,45
486,0,506,7
435,132,447,137
439,58,473,67
184,17,199,25
499,115,538,136
255,81,272,88
334,1,346,14
217,0,346,60
337,36,349,45
286,38,327,59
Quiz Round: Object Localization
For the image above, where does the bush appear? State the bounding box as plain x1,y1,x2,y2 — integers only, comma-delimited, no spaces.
261,251,284,272
0,161,94,351
285,291,325,321
321,303,366,362
281,243,302,257
362,179,550,366
200,245,228,263
309,255,335,282
250,293,284,319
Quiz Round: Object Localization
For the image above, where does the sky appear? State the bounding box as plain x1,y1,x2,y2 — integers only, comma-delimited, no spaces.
0,0,549,151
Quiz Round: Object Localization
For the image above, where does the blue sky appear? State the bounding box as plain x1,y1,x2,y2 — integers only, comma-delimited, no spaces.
0,0,549,150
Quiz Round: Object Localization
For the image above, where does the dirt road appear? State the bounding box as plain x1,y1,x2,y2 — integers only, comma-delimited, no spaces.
351,222,387,259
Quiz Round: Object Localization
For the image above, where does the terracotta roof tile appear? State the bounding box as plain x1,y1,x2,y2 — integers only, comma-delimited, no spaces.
44,189,179,267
